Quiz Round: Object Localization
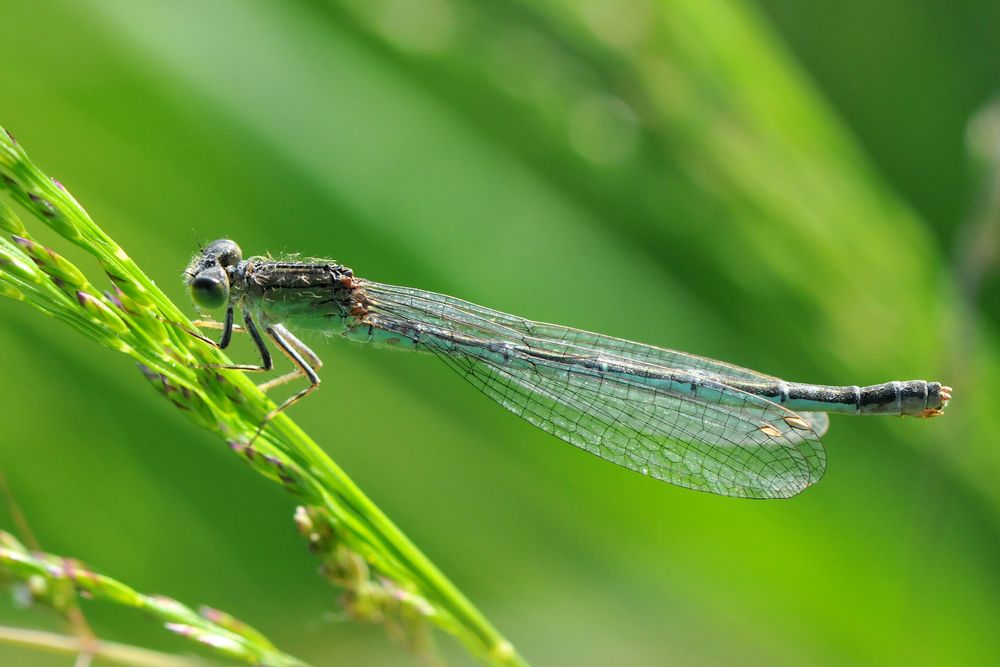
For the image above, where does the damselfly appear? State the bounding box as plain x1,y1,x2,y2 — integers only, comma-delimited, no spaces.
185,239,951,499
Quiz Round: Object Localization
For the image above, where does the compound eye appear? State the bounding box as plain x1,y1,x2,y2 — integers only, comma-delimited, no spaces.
189,266,229,310
204,239,243,268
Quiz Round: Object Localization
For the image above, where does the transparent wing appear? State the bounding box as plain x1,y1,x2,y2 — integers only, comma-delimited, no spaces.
364,283,826,498
409,325,825,498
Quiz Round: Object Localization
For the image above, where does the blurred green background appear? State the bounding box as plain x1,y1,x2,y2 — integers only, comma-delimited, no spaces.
2,0,999,665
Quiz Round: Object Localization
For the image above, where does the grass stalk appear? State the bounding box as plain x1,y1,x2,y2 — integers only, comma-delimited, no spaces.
0,625,208,667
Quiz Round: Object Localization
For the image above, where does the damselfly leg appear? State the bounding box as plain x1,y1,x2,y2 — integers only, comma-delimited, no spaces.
262,324,322,418
191,310,323,436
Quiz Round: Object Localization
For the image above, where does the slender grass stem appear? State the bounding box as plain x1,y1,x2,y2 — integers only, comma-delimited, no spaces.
0,625,213,667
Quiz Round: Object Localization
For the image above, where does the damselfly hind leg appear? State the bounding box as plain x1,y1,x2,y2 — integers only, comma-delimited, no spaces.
260,325,321,417
247,325,322,443
194,319,322,393
194,313,322,442
257,325,323,392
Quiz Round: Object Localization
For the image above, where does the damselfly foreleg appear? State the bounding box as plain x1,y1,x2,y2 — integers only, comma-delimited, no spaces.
186,305,270,372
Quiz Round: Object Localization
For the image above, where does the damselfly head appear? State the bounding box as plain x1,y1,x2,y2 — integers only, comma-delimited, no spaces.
186,239,243,310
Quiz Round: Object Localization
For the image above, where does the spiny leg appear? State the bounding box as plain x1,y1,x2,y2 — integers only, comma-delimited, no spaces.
194,319,317,393
193,311,319,443
257,324,323,392
250,324,321,443
208,310,273,373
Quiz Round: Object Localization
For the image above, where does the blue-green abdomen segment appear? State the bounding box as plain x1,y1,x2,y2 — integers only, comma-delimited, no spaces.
591,375,945,418
725,379,946,416
347,318,946,418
